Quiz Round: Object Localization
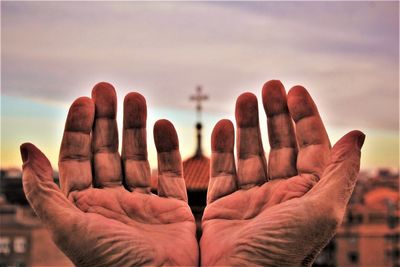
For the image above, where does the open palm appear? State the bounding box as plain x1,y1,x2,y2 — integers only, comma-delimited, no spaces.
21,83,198,266
201,81,364,266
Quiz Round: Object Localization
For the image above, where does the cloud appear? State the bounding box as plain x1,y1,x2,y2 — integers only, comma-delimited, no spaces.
1,1,399,133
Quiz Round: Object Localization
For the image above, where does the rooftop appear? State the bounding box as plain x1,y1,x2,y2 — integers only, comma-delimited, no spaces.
183,154,210,191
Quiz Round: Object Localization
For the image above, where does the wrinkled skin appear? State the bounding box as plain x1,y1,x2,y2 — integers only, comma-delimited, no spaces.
21,83,198,266
21,80,364,266
201,80,364,266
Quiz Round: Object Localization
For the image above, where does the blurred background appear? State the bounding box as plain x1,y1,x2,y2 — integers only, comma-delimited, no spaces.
1,2,399,266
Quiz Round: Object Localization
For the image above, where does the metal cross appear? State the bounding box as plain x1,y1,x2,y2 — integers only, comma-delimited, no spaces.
190,86,208,121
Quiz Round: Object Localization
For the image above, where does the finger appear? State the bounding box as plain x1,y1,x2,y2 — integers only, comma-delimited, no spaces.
308,131,365,208
287,86,331,182
208,120,237,204
262,80,297,179
235,93,267,188
154,119,187,201
59,97,94,197
122,92,151,193
21,143,80,229
92,82,122,187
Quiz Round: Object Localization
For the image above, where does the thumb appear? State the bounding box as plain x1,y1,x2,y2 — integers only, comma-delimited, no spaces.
308,130,365,208
21,143,79,228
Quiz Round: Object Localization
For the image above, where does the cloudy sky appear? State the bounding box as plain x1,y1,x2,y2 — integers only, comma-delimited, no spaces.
1,1,399,171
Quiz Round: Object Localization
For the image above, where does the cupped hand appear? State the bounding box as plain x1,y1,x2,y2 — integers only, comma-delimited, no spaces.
200,80,364,266
21,83,198,266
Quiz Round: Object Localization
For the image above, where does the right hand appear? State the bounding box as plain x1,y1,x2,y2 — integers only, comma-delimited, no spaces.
200,80,364,266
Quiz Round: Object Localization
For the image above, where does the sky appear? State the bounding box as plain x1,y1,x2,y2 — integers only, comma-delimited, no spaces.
1,1,399,171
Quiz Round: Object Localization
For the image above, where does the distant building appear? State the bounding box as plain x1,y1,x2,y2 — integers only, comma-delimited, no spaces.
316,170,400,267
0,203,72,267
1,169,59,205
336,187,399,267
1,169,27,205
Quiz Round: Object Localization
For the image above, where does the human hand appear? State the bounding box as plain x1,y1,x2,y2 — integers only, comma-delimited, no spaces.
21,83,198,266
200,80,364,266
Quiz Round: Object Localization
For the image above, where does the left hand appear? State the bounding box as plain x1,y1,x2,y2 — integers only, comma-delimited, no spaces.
21,82,198,266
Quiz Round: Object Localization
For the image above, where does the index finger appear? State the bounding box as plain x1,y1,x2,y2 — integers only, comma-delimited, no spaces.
59,97,94,197
91,82,122,188
235,93,268,188
287,86,331,181
262,80,298,180
122,92,151,193
154,119,187,201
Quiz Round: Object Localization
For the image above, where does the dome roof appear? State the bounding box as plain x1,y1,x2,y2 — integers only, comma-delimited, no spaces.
183,154,210,191
149,154,210,192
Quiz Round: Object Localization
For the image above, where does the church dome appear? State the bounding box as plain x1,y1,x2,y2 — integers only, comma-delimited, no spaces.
183,154,210,191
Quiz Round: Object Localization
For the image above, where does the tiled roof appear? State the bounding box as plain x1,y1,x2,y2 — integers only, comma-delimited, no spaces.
149,155,210,191
183,155,210,191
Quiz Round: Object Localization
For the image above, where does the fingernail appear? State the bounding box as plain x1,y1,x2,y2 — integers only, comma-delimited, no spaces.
20,144,29,163
357,133,366,149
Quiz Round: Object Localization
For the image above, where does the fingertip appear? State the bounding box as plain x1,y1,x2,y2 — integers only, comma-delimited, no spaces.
212,119,234,152
20,143,32,163
20,143,52,171
92,82,117,98
262,80,284,96
235,92,259,127
91,82,117,118
73,96,94,106
123,92,147,129
92,82,116,94
287,85,309,106
329,130,365,167
263,79,283,86
337,130,366,150
124,92,146,106
154,119,179,152
236,92,258,109
287,85,316,122
287,85,308,97
65,97,95,133
20,142,38,154
262,80,288,116
357,132,366,149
